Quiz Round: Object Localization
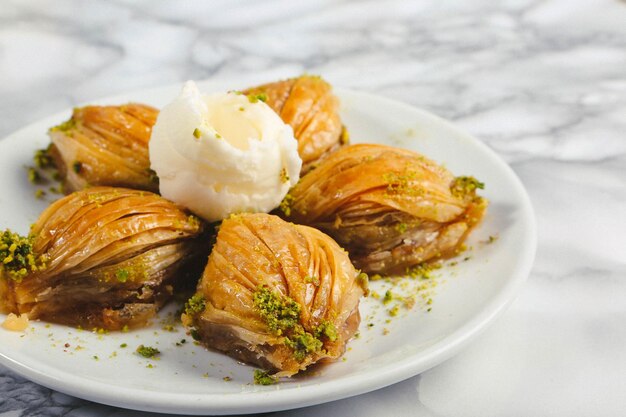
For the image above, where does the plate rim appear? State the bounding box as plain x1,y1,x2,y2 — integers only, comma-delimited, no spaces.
0,84,537,415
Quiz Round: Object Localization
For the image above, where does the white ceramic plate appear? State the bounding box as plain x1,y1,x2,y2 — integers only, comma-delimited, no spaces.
0,81,536,415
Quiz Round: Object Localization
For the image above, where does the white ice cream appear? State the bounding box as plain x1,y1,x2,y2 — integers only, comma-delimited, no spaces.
149,81,302,222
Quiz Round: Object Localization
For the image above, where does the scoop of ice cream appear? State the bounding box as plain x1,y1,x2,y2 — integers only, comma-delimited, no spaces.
149,81,302,222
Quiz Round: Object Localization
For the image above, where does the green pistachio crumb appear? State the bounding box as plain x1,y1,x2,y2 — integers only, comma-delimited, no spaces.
383,170,420,196
285,330,323,362
253,286,326,361
279,193,295,217
27,167,41,183
253,286,300,335
184,294,206,316
190,328,201,341
339,127,350,145
247,92,268,103
451,176,485,198
49,118,76,133
0,230,47,281
34,148,54,169
193,128,202,139
383,290,393,305
356,272,369,296
136,345,160,358
315,321,338,342
253,369,277,385
395,222,408,234
115,268,129,283
405,262,441,280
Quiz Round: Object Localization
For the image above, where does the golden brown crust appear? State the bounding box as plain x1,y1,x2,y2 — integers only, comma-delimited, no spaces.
244,76,345,174
185,213,364,376
5,187,207,330
283,144,488,275
48,104,159,193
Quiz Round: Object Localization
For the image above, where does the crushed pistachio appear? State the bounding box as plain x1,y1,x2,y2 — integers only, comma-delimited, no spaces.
253,286,300,335
382,290,393,305
315,321,338,342
108,262,148,284
451,176,485,198
339,127,350,145
0,230,47,281
279,193,295,217
223,376,232,382
27,167,41,183
49,118,76,133
184,294,206,316
369,273,383,281
49,184,64,194
253,286,326,361
35,189,46,199
280,168,290,184
285,329,323,361
190,328,201,341
247,92,268,103
406,262,441,280
120,343,127,348
253,369,277,385
193,128,201,139
115,268,129,283
356,272,370,296
395,222,408,234
383,170,420,196
34,148,54,169
136,345,160,358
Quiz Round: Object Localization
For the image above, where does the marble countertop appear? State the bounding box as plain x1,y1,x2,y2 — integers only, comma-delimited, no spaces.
1,0,625,416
